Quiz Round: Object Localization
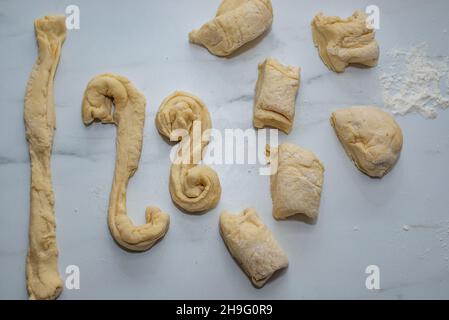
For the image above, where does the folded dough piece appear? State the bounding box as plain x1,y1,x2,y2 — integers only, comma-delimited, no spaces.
189,0,273,56
268,143,324,220
311,11,379,73
330,106,403,178
253,58,300,134
220,208,288,287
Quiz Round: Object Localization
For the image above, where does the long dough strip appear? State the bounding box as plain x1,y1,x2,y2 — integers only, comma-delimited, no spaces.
155,91,221,213
82,74,169,251
24,16,66,300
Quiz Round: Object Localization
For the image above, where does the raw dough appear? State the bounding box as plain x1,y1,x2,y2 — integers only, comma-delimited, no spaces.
155,91,221,213
268,143,324,220
220,208,288,287
82,74,169,251
189,0,273,57
330,106,403,178
24,15,66,300
311,11,379,73
253,58,300,134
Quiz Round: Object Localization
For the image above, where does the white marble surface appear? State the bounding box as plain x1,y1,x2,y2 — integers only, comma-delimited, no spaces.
1,0,449,299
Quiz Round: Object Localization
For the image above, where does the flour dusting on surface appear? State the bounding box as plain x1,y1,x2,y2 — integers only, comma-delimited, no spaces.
379,44,449,118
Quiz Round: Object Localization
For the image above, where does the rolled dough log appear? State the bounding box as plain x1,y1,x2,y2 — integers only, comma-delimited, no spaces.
24,15,66,300
220,208,288,287
253,58,300,134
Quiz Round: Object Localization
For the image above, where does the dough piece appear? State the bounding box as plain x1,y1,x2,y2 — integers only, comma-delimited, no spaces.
330,106,403,178
220,208,288,287
189,0,273,56
82,74,169,251
24,15,66,300
268,143,324,220
311,11,379,73
253,58,300,134
155,91,221,213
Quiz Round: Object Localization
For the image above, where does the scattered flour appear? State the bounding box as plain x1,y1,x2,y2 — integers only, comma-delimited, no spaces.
379,43,449,118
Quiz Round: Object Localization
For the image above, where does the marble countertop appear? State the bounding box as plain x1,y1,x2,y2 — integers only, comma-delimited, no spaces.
1,0,449,299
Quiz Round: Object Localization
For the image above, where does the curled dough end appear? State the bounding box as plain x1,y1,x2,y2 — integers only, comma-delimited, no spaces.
169,163,221,213
82,74,169,251
156,91,222,213
112,207,170,252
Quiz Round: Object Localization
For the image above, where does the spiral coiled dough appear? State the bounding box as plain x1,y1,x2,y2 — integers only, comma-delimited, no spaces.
82,74,169,251
155,91,221,213
24,15,66,301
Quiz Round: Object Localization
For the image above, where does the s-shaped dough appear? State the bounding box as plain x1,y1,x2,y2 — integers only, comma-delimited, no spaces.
155,91,221,213
82,74,169,251
253,58,300,134
24,15,66,300
189,0,273,56
311,11,379,73
330,106,403,178
220,208,288,287
268,143,325,220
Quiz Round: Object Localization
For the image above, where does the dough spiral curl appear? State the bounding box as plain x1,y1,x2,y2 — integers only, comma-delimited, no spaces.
82,74,169,251
155,91,221,213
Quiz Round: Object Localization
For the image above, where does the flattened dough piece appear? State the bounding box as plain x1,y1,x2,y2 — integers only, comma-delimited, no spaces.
311,11,379,73
189,0,273,56
253,58,300,133
24,15,66,300
330,106,403,178
220,208,288,287
268,143,324,220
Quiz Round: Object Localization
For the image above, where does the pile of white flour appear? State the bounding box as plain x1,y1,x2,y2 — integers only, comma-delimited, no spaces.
379,44,449,118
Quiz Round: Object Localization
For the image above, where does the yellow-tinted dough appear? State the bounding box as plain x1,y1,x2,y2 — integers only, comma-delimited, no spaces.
253,58,300,134
268,143,324,220
330,106,403,178
311,11,379,73
24,15,66,300
189,0,273,57
220,208,288,287
155,91,221,213
82,74,169,251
